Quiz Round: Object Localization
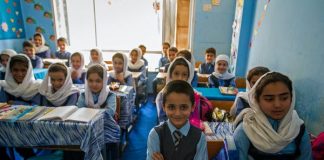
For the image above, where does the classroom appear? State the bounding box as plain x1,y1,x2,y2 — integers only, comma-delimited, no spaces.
0,0,323,160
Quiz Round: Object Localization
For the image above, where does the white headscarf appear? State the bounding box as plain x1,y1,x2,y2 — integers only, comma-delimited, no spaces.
33,33,49,53
88,48,107,68
128,48,144,70
69,52,86,79
212,54,235,80
234,72,304,153
108,52,132,78
0,49,17,70
0,54,41,100
166,56,194,84
85,64,110,108
39,63,80,106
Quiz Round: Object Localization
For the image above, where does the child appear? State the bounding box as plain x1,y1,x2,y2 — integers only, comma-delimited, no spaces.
147,80,208,160
54,37,71,65
38,63,79,106
23,40,44,68
158,42,170,68
198,47,216,74
33,32,51,58
208,54,235,88
233,72,312,159
139,44,148,66
230,66,270,117
88,48,107,68
108,52,133,86
0,54,41,105
176,50,198,87
128,48,146,86
163,46,178,73
70,52,86,84
0,49,17,80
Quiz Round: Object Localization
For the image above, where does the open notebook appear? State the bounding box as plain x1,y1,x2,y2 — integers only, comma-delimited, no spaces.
38,106,101,123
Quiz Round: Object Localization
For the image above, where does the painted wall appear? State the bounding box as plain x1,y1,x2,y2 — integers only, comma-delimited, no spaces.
247,0,324,134
191,0,236,62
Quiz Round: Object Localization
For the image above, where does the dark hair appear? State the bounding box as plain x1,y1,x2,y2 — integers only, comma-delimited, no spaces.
112,52,124,62
138,44,146,49
176,50,192,62
247,66,270,82
23,40,35,49
57,37,68,44
162,42,170,47
71,52,82,60
9,55,29,70
255,72,292,102
169,47,178,53
162,80,194,106
205,47,216,56
48,63,68,77
87,64,104,80
33,32,42,39
169,58,189,78
90,49,99,54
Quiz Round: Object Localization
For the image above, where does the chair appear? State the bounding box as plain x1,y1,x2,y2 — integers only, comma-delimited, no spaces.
235,77,246,88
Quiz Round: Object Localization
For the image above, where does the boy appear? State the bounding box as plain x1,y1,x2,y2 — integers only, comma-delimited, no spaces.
23,40,43,68
55,37,71,66
139,44,148,66
158,42,170,68
199,47,216,74
147,80,207,160
163,46,178,72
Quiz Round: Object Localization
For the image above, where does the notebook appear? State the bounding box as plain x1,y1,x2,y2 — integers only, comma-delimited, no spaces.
219,87,238,95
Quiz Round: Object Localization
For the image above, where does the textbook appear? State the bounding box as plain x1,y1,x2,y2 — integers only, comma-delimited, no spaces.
37,106,101,123
18,107,48,121
0,105,33,121
219,87,238,95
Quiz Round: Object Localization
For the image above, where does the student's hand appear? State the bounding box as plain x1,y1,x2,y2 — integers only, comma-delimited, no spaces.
116,73,125,84
71,70,78,80
152,152,164,160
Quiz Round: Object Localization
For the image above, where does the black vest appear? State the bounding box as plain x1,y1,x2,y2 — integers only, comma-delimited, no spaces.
248,124,305,160
154,122,201,160
209,75,235,88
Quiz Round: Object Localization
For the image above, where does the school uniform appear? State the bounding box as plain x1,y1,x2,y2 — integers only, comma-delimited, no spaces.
147,120,208,160
55,50,71,66
0,49,17,80
208,55,236,88
128,48,147,86
142,57,148,66
34,33,51,58
30,55,44,68
87,48,107,68
0,69,5,80
159,56,169,68
108,53,133,86
69,52,86,84
198,62,214,74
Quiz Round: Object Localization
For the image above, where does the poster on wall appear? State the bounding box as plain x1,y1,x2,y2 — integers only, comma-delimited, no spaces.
0,0,25,40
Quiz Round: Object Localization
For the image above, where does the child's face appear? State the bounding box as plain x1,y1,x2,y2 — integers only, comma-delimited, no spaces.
49,71,66,92
23,46,35,58
91,51,99,62
113,57,124,74
11,63,28,84
130,51,138,64
249,75,262,88
87,73,103,93
34,35,42,47
216,60,228,74
0,55,10,67
205,53,215,63
139,47,146,56
57,41,66,52
171,65,189,81
162,44,169,55
258,82,291,120
163,92,194,129
71,55,81,69
168,51,176,62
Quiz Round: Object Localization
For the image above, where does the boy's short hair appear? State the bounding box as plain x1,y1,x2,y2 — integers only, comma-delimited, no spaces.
177,50,192,62
162,80,194,106
205,47,216,56
57,37,68,44
247,66,270,82
23,40,35,49
162,42,170,48
169,47,178,53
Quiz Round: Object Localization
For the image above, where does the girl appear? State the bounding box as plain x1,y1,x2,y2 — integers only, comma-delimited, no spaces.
0,54,41,105
0,49,17,80
108,52,132,86
38,63,80,107
230,66,270,117
156,57,212,129
33,33,51,58
70,52,86,84
128,48,146,86
88,48,107,68
233,72,312,159
176,50,198,87
208,54,236,88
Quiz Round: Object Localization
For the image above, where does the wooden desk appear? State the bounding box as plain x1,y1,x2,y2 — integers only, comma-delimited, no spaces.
197,73,209,83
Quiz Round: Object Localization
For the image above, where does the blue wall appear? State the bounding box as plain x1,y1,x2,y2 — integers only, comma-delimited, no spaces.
247,0,324,134
191,0,236,62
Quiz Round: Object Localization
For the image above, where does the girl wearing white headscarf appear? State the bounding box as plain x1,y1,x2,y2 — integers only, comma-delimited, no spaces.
233,72,311,159
70,52,86,84
208,54,235,88
0,54,41,105
108,52,132,86
33,32,51,58
88,48,107,68
37,63,80,106
0,49,17,80
176,49,199,87
77,64,116,117
128,48,146,86
230,66,270,117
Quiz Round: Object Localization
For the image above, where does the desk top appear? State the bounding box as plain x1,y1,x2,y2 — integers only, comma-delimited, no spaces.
156,72,167,79
195,87,245,101
33,68,48,80
131,72,142,79
43,58,68,63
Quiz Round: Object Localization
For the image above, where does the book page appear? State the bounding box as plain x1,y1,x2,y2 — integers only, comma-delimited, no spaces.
65,108,100,123
18,107,46,121
38,106,78,121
